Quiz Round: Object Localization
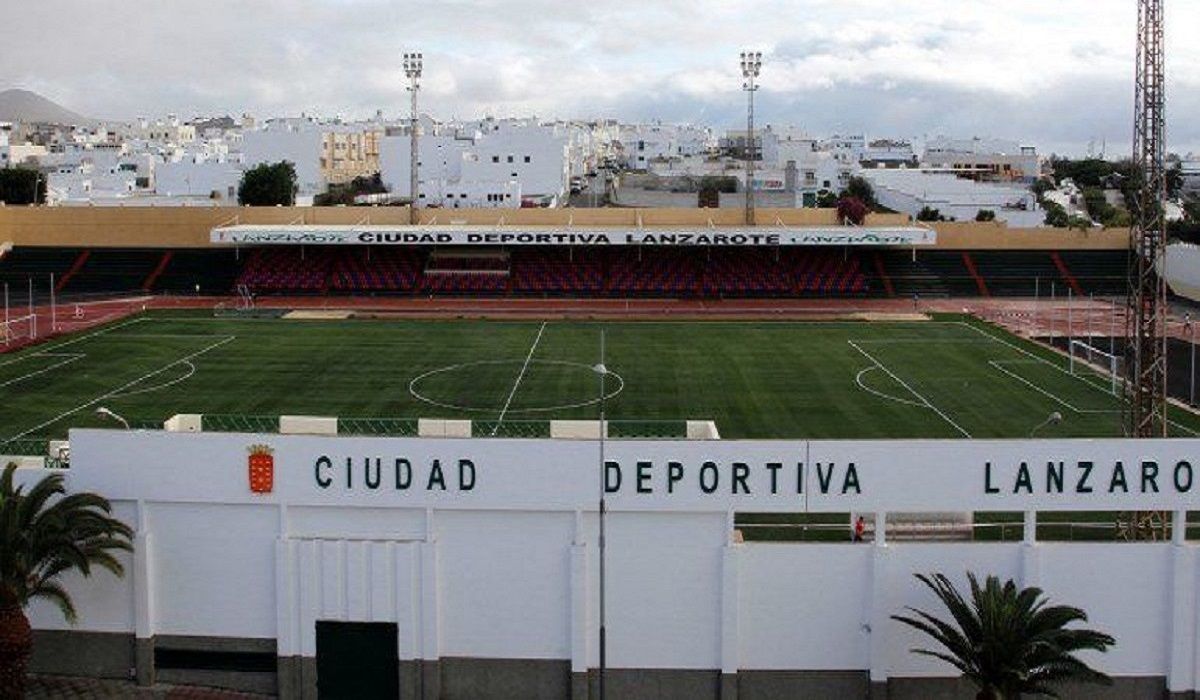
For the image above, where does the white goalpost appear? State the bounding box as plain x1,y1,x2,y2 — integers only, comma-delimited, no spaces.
1,313,37,346
1069,338,1123,396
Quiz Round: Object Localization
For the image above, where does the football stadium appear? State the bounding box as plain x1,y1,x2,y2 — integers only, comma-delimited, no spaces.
4,204,1200,700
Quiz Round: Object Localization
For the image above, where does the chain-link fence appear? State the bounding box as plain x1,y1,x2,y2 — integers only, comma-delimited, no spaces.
337,417,419,437
200,414,281,434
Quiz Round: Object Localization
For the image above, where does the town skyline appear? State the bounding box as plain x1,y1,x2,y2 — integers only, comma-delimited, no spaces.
2,0,1199,156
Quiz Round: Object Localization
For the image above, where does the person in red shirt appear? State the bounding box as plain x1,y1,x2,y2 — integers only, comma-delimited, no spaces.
853,515,866,543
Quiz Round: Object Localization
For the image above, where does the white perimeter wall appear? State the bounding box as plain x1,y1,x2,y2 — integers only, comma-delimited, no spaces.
19,431,1200,690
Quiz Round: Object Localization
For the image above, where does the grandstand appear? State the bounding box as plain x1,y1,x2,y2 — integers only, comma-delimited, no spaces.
0,246,1126,299
0,206,1135,303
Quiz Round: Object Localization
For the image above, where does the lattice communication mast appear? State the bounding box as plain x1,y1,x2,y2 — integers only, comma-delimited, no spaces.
1126,0,1168,440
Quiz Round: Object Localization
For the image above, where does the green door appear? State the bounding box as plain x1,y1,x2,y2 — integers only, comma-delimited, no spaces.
315,621,400,699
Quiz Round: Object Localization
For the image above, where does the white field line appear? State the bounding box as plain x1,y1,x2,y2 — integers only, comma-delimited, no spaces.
961,321,1200,437
0,353,86,389
492,322,548,435
108,361,196,399
988,360,1121,416
0,317,149,366
854,366,925,408
9,335,236,441
847,339,972,437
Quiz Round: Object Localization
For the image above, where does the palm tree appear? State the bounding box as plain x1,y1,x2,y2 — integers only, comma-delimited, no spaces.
892,572,1115,700
0,463,133,698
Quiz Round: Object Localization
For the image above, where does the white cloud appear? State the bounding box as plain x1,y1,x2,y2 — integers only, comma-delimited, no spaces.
1,0,1198,153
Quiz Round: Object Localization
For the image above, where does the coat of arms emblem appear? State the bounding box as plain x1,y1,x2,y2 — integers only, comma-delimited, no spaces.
248,444,274,494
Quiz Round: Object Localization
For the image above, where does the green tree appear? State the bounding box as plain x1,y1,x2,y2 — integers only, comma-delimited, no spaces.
314,173,389,206
0,168,47,205
815,190,838,208
916,206,942,222
0,464,132,697
238,161,298,206
698,175,738,194
1031,178,1055,203
1043,201,1070,228
842,176,877,208
893,572,1114,700
975,210,996,222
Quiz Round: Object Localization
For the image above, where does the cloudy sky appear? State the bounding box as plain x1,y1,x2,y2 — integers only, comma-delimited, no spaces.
4,0,1199,155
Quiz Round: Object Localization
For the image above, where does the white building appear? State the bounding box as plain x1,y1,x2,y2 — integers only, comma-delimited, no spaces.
922,136,1041,183
1181,158,1200,195
241,118,327,199
380,117,570,208
862,169,1044,226
619,123,714,170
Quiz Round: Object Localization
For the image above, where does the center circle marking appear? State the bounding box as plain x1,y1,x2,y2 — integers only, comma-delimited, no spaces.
408,359,625,414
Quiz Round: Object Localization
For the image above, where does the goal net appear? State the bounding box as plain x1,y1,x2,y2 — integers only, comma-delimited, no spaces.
0,313,37,346
1069,339,1123,396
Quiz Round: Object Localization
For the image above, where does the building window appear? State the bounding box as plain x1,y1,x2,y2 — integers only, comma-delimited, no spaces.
507,155,514,163
492,156,499,163
524,156,531,163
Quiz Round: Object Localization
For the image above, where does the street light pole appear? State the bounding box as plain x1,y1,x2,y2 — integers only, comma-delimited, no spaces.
403,51,423,225
740,51,762,226
593,332,608,700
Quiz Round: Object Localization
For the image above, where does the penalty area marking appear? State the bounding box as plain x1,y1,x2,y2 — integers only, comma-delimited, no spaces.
854,366,925,408
848,339,972,438
9,335,236,441
0,353,86,389
409,359,625,414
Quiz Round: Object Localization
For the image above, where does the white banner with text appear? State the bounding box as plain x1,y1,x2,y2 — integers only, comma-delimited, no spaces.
210,225,936,247
66,430,1200,513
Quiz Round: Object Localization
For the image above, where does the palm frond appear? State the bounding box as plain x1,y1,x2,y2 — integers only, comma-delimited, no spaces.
0,463,132,622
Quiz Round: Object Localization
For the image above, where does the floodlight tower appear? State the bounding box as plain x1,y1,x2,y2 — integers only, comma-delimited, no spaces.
1126,0,1168,440
1123,0,1169,539
403,51,423,225
740,51,762,226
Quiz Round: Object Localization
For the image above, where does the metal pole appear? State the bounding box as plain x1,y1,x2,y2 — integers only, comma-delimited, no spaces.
3,283,8,345
1033,277,1039,338
1050,282,1056,342
597,329,607,700
404,51,423,226
1087,292,1093,340
1192,323,1196,406
740,51,761,227
1067,287,1073,351
1111,298,1117,356
28,277,35,340
50,273,56,333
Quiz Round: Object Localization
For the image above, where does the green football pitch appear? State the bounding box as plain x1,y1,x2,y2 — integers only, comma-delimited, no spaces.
2,310,1199,447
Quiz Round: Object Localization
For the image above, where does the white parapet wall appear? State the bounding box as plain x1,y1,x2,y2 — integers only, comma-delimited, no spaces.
163,414,203,433
686,420,721,440
279,415,338,436
417,418,473,438
549,420,608,439
28,430,1200,698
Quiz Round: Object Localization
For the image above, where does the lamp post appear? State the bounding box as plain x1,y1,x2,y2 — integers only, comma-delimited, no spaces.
740,50,762,226
403,51,423,225
1186,313,1195,405
1029,411,1063,438
592,330,609,700
95,406,130,430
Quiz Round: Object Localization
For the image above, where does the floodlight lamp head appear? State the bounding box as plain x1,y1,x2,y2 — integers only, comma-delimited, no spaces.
403,51,423,79
1049,411,1063,425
